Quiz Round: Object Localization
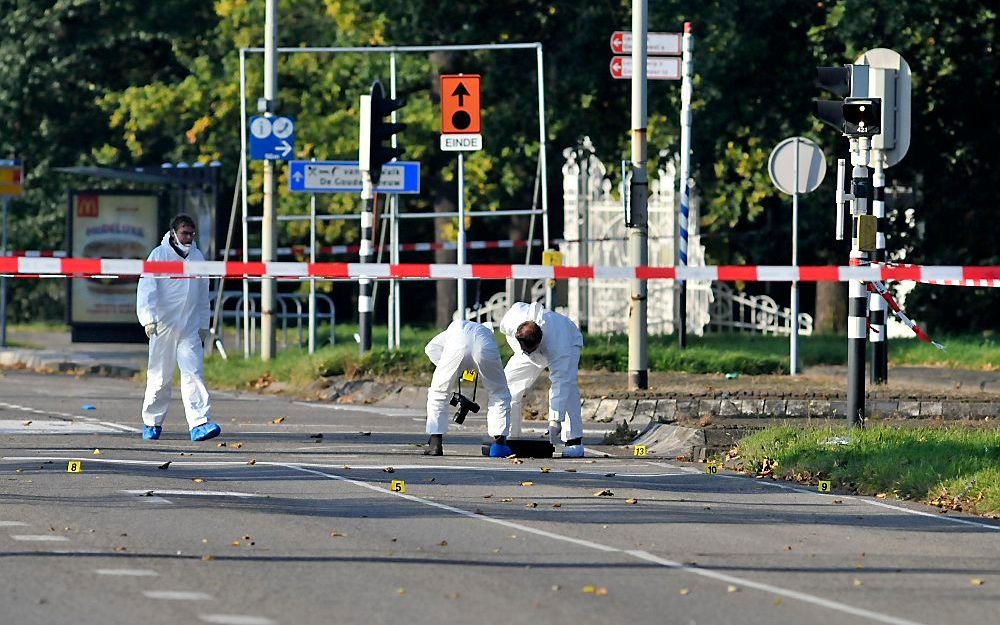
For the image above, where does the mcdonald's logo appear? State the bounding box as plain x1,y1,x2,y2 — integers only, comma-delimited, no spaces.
77,194,99,218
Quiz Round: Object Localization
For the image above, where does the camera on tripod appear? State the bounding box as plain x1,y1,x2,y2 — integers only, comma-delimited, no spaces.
450,392,480,424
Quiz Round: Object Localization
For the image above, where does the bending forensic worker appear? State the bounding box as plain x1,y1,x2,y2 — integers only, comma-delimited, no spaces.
136,214,220,442
424,319,512,457
500,302,585,458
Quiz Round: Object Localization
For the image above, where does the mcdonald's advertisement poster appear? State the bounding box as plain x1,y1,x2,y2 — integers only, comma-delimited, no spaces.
70,192,159,325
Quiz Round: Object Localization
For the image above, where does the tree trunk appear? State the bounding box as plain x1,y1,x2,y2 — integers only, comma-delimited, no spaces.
430,52,457,327
814,281,846,334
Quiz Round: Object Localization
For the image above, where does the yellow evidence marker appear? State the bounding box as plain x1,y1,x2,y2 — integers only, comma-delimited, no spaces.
390,480,406,493
633,445,647,457
818,480,832,493
67,461,82,473
461,369,477,383
705,464,719,475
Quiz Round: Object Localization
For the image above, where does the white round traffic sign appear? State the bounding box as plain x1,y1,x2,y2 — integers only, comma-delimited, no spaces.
250,117,272,139
271,117,294,139
768,137,826,195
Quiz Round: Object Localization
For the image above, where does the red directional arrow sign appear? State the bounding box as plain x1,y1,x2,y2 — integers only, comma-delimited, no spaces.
609,31,681,56
609,56,681,80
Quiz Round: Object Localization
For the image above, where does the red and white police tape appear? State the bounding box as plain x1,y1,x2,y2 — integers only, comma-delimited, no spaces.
1,257,999,284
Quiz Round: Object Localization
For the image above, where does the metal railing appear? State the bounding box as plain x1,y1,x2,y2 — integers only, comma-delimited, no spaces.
707,282,812,336
217,290,335,354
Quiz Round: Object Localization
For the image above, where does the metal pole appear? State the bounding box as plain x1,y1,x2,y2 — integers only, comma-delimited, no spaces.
847,138,870,428
260,0,278,361
0,196,8,348
358,173,374,353
207,162,243,359
578,139,592,332
239,50,251,358
536,45,552,309
457,152,466,316
388,51,399,349
627,0,649,391
677,21,693,350
870,151,888,383
790,137,800,375
308,189,317,354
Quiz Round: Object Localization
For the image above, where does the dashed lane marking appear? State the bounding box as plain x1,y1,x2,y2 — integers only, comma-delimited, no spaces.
122,489,264,499
0,521,29,527
283,462,934,625
294,401,423,417
0,419,125,435
199,615,276,625
143,590,213,601
95,568,158,577
10,535,70,542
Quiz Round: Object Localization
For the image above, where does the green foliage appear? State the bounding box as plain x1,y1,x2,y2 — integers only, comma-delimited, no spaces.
736,426,1000,516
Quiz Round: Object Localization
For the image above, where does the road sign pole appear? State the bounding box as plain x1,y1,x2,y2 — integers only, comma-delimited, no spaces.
791,138,800,375
389,51,400,350
677,22,693,350
260,0,278,362
627,0,649,391
457,152,467,316
359,173,374,353
0,196,8,348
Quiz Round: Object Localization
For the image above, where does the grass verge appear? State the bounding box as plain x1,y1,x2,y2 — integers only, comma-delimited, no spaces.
735,425,1000,517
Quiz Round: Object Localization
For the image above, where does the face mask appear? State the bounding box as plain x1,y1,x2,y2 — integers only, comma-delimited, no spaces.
173,231,192,253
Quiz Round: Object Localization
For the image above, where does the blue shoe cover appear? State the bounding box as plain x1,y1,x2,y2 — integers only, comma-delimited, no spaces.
489,443,513,458
190,422,221,441
142,426,162,440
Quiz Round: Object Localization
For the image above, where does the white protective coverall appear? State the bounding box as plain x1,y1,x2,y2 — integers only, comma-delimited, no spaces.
136,231,211,429
425,320,511,437
499,302,584,441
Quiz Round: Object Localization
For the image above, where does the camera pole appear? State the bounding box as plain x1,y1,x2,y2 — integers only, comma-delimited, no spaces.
846,136,872,428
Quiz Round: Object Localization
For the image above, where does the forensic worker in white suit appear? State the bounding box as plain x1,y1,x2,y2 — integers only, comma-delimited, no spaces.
136,214,220,442
424,319,512,457
500,302,585,458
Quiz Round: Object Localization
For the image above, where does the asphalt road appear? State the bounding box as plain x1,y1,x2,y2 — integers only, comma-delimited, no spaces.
1,370,998,625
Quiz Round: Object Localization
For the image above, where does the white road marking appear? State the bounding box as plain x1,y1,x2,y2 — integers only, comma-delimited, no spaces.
0,401,139,433
0,521,29,527
10,534,70,542
121,489,263,499
144,590,213,601
284,463,932,625
95,568,159,577
0,419,125,435
199,615,276,625
295,401,423,417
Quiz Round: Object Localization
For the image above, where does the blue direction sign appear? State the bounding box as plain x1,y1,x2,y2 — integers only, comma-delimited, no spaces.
248,116,295,160
288,161,420,194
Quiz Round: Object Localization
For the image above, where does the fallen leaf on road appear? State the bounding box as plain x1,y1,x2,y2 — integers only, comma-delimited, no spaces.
853,579,862,587
833,499,843,504
92,449,101,455
526,502,538,508
330,531,343,537
582,585,596,594
552,503,562,508
193,478,204,483
246,459,256,465
310,433,323,439
446,592,459,599
520,481,534,487
550,585,560,592
540,467,551,473
22,420,31,426
971,578,985,586
474,509,485,515
231,540,241,547
233,443,243,449
202,555,214,561
114,546,127,552
876,493,887,499
604,473,616,478
585,460,596,464
438,540,448,546
157,462,171,470
564,468,577,473
594,489,614,497
679,588,690,596
483,494,493,499
501,498,513,502
427,477,435,482
510,458,524,465
359,431,372,436
773,598,783,606
384,467,395,473
142,491,154,497
216,442,226,447
396,587,406,596
727,585,739,593
270,416,286,424
625,498,638,505
594,587,608,596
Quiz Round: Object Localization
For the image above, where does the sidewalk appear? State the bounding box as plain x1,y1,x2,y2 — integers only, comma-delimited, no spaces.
1,330,146,378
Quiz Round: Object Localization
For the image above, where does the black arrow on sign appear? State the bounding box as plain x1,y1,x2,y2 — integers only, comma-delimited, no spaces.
451,83,470,106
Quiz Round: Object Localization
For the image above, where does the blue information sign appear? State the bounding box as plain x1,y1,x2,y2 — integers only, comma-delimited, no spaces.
287,161,420,194
248,116,295,161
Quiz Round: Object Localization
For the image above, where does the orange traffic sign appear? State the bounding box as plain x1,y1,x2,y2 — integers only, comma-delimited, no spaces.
0,160,22,197
440,74,480,134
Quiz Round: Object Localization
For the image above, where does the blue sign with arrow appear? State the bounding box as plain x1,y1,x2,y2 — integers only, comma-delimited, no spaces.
288,160,420,194
248,116,295,161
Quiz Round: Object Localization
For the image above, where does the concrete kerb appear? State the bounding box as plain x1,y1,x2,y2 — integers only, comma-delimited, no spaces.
0,348,140,379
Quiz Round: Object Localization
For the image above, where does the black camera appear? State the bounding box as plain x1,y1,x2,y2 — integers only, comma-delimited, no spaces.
450,392,480,424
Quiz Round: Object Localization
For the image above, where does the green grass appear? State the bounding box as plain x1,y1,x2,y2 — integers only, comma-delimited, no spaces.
736,426,1000,516
890,334,1000,370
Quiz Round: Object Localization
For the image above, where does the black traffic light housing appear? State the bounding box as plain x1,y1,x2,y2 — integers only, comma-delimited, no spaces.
812,65,882,138
359,80,405,185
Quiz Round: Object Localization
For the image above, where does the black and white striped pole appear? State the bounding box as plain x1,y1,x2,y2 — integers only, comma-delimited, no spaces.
846,136,875,428
358,173,375,353
869,153,888,383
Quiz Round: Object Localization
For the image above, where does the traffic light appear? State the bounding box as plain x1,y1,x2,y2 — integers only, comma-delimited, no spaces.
812,64,881,137
359,80,405,185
